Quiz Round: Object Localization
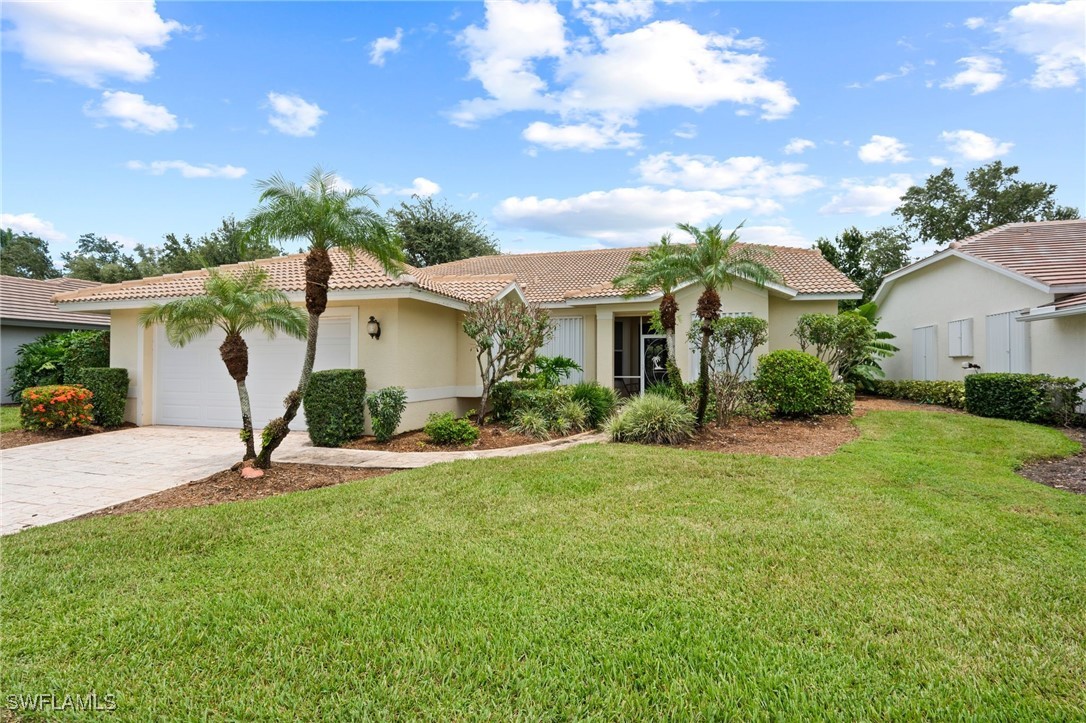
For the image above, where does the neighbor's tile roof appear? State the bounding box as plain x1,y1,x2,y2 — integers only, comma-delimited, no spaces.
1,275,110,326
1054,291,1086,311
951,220,1086,289
417,244,860,303
54,242,860,307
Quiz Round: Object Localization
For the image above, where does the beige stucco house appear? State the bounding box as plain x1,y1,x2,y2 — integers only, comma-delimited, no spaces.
53,244,860,432
874,220,1086,384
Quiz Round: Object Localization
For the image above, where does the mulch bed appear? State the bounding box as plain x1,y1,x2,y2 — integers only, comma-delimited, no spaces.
671,413,860,457
1018,427,1086,495
0,422,138,450
83,464,393,518
343,423,574,453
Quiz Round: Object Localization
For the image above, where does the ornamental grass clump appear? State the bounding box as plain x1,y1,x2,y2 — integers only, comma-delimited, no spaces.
20,385,95,432
606,394,696,445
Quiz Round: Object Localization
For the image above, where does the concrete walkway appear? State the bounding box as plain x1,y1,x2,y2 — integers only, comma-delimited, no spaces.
1,427,604,535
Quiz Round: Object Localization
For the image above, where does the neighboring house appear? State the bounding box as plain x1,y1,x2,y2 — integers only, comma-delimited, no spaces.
53,245,860,431
1,275,109,400
874,220,1086,384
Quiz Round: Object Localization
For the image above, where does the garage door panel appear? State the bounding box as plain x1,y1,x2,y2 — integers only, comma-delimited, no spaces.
155,316,353,428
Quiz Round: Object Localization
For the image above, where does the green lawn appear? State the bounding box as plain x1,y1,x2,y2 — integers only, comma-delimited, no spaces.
2,410,1084,720
0,405,20,433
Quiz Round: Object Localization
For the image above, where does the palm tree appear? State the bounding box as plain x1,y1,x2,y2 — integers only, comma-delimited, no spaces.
247,167,403,468
668,222,779,427
139,267,307,460
613,233,685,391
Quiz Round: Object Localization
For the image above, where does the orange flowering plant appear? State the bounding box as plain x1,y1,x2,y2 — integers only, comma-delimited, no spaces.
20,385,96,432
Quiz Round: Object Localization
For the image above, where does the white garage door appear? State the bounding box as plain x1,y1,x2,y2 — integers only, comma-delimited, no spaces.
154,314,355,428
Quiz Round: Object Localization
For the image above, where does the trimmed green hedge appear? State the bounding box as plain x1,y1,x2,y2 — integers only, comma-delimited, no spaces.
755,350,832,417
965,373,1084,425
817,382,855,416
71,367,129,428
872,379,966,409
304,369,367,447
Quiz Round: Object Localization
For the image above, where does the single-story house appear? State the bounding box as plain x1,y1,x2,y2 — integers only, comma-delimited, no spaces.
53,244,860,431
1,275,109,400
874,220,1086,383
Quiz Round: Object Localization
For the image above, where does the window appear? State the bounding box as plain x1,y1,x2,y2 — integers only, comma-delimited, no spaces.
912,325,937,380
690,311,756,381
947,318,974,357
538,317,585,383
985,310,1031,373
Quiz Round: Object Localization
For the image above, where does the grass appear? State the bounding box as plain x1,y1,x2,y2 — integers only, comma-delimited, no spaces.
0,405,21,433
2,410,1084,720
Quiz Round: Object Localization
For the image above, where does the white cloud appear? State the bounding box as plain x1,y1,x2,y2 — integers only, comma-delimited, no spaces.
941,56,1005,94
636,153,822,197
673,123,697,139
83,90,177,133
964,17,986,30
451,2,797,149
376,177,442,197
929,156,948,166
858,135,911,164
126,160,247,179
523,121,642,150
874,64,913,82
782,137,815,155
327,174,354,192
495,186,780,245
1,1,183,86
0,212,67,242
370,28,404,66
939,129,1014,161
266,92,326,136
819,174,914,216
735,224,809,248
996,0,1085,89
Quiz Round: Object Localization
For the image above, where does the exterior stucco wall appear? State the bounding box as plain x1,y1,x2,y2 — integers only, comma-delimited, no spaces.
2,326,47,402
767,297,838,353
878,256,1055,381
1030,314,1086,382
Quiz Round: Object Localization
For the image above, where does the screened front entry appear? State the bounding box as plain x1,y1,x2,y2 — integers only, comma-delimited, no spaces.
612,316,666,396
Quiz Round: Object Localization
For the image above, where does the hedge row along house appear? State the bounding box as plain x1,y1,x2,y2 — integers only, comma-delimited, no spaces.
52,244,860,433
875,220,1086,385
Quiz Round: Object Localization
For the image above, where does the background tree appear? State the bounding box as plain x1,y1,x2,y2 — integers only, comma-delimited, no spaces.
463,300,552,424
62,233,141,283
139,267,306,460
141,217,284,274
1,229,60,279
247,166,403,468
814,226,910,307
387,195,499,267
667,222,779,427
613,233,686,393
895,162,1080,245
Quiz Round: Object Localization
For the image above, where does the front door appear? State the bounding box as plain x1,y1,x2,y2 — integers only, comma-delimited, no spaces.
641,335,668,393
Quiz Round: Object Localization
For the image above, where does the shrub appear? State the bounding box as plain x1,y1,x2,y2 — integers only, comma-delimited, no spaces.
7,330,109,401
511,409,551,440
70,367,128,427
871,379,966,409
20,385,95,432
606,394,696,445
817,382,855,416
303,369,367,447
754,350,832,417
518,355,582,388
489,379,541,421
424,412,480,446
366,386,407,443
555,399,589,433
965,373,1085,425
736,384,774,422
570,382,617,428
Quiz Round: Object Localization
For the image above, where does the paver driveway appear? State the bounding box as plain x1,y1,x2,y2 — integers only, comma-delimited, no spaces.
0,426,310,535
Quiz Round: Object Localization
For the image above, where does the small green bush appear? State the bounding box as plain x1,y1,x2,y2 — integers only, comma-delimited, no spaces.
570,382,618,428
20,385,95,432
366,386,407,443
606,394,696,445
303,369,367,447
70,367,128,427
489,380,543,421
755,350,832,417
872,379,966,409
511,409,551,440
424,412,480,446
965,373,1084,425
817,382,855,416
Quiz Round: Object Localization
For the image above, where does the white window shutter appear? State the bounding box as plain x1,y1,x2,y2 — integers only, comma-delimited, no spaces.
538,317,585,383
986,311,1028,373
912,325,936,380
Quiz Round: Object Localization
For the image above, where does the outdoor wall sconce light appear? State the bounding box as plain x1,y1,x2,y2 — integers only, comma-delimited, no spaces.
367,316,381,340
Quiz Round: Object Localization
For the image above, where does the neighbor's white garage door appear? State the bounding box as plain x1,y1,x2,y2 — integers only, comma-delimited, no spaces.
154,315,354,428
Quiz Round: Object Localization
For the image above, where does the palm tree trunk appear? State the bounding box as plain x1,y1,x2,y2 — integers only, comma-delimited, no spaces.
219,332,256,460
697,329,711,427
235,379,256,460
255,248,331,469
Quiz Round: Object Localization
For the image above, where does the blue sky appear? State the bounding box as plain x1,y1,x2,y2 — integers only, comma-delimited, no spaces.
2,0,1083,263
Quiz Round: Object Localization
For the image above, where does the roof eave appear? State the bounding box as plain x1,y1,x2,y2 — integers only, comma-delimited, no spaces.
1019,304,1086,322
